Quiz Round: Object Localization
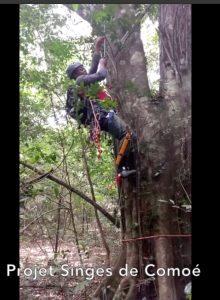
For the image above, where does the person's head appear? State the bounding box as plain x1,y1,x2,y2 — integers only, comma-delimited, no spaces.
66,62,87,80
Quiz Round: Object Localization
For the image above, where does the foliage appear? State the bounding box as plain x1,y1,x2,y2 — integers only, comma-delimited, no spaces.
20,4,118,245
76,82,118,110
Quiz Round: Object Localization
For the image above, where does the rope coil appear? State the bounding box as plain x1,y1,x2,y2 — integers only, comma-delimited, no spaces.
89,99,102,159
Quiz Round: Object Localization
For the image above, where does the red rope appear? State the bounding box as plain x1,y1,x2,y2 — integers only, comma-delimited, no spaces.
89,99,102,159
122,234,191,243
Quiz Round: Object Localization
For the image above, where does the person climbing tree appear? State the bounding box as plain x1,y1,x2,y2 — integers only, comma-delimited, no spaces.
66,36,136,174
66,37,128,140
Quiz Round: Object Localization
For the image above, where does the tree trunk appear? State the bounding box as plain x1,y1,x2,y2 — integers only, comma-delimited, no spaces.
70,4,191,299
155,5,191,300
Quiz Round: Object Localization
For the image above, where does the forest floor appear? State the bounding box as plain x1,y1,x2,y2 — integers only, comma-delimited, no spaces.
20,234,120,300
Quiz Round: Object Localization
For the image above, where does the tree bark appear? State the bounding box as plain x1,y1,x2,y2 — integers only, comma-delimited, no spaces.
153,5,191,300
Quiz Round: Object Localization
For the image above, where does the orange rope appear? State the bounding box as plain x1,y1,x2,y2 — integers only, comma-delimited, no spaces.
122,234,192,243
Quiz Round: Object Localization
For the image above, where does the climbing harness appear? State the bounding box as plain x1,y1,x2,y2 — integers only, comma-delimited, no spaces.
115,130,132,168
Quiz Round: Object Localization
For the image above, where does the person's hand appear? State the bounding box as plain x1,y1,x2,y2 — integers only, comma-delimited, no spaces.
95,36,105,52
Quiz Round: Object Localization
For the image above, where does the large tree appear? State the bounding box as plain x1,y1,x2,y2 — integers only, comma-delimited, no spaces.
69,4,191,300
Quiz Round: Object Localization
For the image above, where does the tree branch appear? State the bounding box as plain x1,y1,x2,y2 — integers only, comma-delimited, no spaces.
20,161,119,228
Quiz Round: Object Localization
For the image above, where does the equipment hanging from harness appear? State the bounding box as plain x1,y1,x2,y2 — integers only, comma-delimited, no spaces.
116,168,136,186
88,99,103,159
115,129,132,167
115,128,137,186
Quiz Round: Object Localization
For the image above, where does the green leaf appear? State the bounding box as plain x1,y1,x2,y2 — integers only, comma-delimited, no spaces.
72,4,78,12
98,99,118,110
49,152,57,162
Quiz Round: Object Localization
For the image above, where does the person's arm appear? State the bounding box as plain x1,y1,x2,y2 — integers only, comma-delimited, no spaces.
89,37,105,74
76,58,107,86
89,53,101,75
76,70,106,86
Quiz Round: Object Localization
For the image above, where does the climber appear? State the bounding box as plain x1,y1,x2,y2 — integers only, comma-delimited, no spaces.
66,36,136,173
66,36,128,140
